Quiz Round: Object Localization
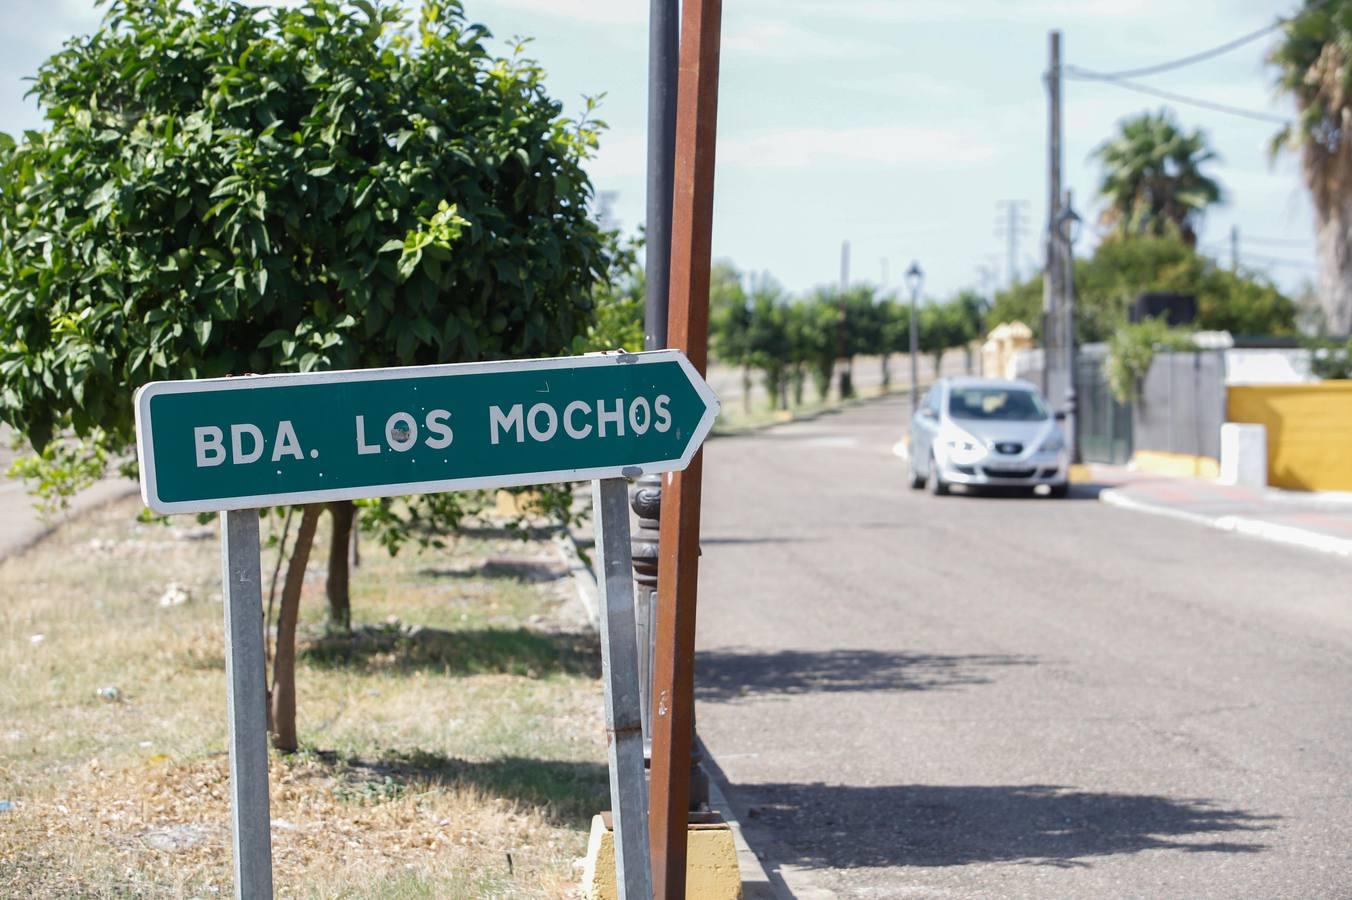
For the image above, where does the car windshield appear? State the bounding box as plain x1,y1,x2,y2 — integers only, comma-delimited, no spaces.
948,387,1048,422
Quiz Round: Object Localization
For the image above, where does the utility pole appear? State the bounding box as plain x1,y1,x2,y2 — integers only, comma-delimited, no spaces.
1059,189,1083,464
995,200,1029,288
1231,224,1240,272
632,0,680,779
1043,29,1064,400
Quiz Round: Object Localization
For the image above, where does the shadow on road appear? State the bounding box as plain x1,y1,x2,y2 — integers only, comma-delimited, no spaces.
738,782,1276,869
696,648,1037,702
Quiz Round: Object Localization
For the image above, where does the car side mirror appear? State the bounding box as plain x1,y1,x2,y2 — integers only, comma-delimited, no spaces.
1054,410,1067,421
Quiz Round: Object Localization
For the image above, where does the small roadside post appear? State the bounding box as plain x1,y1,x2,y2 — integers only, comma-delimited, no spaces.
593,477,653,898
135,350,718,900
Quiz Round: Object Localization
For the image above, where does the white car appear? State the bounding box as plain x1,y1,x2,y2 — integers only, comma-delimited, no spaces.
908,377,1069,497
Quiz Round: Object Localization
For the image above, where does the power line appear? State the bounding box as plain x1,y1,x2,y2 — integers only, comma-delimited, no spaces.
1201,243,1316,269
1068,0,1335,81
1240,252,1317,269
1062,70,1291,125
1242,233,1311,248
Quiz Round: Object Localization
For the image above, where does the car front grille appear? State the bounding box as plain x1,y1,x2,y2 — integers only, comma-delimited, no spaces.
981,467,1037,479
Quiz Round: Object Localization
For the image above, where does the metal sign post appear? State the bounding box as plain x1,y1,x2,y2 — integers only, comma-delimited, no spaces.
220,509,274,899
592,478,653,899
650,0,723,895
135,350,719,898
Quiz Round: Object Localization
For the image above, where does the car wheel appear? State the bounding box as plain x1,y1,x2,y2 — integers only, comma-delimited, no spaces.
907,452,926,490
1047,482,1069,499
927,453,949,496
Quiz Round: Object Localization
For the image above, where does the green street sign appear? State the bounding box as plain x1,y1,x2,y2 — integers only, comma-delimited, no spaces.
135,350,719,514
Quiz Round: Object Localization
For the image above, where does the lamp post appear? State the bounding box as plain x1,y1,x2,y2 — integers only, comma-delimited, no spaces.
905,261,924,411
1055,192,1082,464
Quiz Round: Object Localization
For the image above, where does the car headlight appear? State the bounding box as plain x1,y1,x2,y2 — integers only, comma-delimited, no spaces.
944,430,987,461
1040,431,1066,453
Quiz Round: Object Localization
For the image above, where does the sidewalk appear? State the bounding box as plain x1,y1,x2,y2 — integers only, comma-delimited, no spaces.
1090,464,1352,558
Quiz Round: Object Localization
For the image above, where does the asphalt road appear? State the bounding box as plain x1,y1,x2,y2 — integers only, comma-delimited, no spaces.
694,394,1352,899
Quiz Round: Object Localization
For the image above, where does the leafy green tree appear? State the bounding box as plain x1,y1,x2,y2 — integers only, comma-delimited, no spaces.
801,290,840,401
919,302,958,375
0,0,608,750
945,289,988,371
988,235,1295,344
1093,110,1223,246
745,286,791,410
574,234,645,354
709,261,753,410
1105,316,1196,402
783,301,815,406
1271,1,1352,334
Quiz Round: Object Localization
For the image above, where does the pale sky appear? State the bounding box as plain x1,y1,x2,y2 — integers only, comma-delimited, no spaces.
0,0,1318,301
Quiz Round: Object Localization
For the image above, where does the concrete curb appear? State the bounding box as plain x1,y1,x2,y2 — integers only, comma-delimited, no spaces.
0,478,140,563
557,500,780,896
553,529,600,631
1100,488,1352,559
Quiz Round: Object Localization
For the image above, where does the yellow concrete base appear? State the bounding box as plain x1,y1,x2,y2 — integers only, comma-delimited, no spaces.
581,813,742,900
1068,463,1093,484
1129,450,1220,479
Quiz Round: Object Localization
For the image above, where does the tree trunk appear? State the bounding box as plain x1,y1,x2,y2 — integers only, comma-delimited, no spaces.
350,506,360,569
270,503,321,753
742,366,752,413
1315,200,1352,336
326,500,355,634
881,354,891,389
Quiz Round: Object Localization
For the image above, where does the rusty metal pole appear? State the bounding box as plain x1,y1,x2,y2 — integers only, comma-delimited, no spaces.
649,0,721,895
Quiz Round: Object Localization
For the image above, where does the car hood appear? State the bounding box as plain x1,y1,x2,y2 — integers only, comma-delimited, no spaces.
945,417,1055,448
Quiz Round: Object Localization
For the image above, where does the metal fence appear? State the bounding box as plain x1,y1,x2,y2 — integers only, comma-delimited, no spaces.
1075,345,1133,465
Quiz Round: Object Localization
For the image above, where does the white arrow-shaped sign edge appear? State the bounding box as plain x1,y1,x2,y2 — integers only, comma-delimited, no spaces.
134,349,721,515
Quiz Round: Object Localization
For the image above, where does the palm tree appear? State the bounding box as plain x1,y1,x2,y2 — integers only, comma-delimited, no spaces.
1092,110,1223,247
1271,1,1352,335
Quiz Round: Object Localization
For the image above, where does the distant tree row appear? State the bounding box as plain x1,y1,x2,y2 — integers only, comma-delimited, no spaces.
704,262,988,412
988,234,1297,343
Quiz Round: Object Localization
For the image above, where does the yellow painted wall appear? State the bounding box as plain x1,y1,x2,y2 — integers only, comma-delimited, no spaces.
1227,382,1352,491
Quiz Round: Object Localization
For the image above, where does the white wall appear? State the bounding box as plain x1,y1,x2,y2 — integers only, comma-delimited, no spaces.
1224,349,1314,386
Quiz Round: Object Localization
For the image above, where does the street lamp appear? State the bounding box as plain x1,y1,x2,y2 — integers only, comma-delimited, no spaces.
905,261,924,411
1055,193,1082,464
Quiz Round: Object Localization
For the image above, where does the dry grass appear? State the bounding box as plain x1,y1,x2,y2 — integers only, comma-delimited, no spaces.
0,497,608,898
